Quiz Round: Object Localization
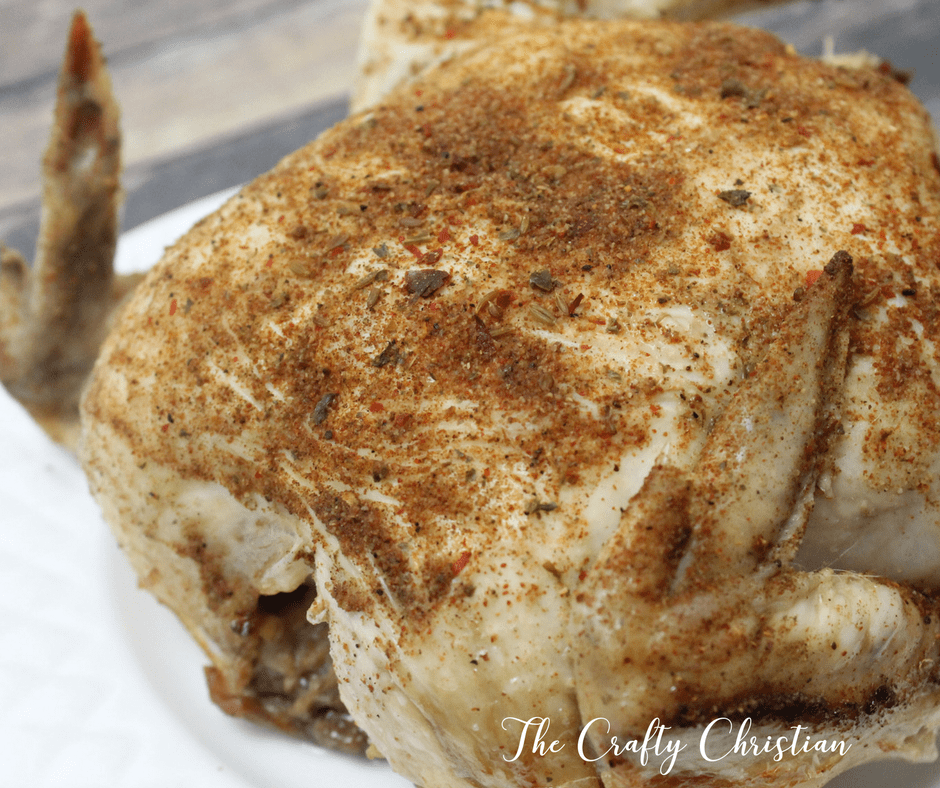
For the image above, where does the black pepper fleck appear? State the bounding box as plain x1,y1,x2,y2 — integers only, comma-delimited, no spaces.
717,189,751,207
312,393,338,425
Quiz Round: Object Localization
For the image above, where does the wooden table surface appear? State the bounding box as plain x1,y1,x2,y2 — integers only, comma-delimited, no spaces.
1,0,938,264
0,0,367,261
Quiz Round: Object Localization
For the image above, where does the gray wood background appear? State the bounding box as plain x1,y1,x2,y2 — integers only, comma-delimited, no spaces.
1,0,938,263
0,0,366,261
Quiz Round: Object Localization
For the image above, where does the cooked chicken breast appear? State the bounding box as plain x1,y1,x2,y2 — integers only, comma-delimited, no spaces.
42,15,940,788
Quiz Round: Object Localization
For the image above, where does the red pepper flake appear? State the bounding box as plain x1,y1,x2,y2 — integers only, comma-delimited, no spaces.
265,256,274,268
369,401,385,412
255,471,263,479
797,125,812,138
707,231,732,251
580,343,592,351
419,248,443,266
452,551,471,575
161,423,170,432
405,244,422,258
437,228,451,243
483,468,491,478
851,223,868,235
493,291,512,309
857,158,875,166
169,299,177,316
393,413,414,429
278,215,285,223
805,269,823,288
568,293,585,316
444,28,456,40
469,234,480,246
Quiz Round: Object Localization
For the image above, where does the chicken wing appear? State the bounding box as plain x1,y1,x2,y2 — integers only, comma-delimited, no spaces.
0,11,136,447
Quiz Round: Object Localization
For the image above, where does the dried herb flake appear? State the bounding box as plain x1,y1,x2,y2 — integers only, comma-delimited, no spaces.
529,269,555,292
405,269,450,298
373,339,401,368
717,189,751,207
312,393,338,425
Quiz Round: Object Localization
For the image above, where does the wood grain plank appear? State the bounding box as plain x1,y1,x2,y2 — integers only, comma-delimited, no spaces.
0,0,365,252
0,0,320,88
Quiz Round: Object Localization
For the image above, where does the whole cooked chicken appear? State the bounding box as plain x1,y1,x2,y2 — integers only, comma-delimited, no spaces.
5,6,940,788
